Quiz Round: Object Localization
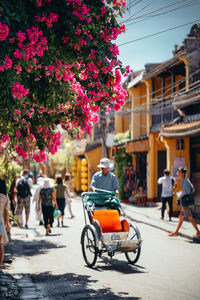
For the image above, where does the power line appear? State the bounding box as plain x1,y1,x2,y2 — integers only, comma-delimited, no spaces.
129,0,145,9
125,0,155,22
123,0,193,23
126,0,200,27
118,19,200,46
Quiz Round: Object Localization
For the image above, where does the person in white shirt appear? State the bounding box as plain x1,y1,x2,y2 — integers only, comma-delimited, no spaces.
158,169,176,221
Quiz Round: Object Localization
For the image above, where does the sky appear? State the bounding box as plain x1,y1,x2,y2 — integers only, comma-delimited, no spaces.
117,0,200,72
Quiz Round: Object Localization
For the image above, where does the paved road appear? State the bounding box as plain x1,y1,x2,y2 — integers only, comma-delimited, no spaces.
3,196,200,299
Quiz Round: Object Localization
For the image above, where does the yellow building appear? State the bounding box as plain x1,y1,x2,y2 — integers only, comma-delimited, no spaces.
116,23,200,215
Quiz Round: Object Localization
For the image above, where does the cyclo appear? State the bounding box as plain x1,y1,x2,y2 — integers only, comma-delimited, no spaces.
81,189,142,268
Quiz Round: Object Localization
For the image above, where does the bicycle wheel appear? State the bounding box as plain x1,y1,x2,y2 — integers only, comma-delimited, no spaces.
81,225,98,267
125,223,141,265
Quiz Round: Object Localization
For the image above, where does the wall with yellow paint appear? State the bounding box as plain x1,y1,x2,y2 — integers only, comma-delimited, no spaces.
85,146,102,189
115,94,130,133
147,133,157,201
129,83,147,140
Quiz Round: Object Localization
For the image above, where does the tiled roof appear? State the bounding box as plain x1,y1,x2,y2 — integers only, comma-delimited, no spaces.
160,119,200,137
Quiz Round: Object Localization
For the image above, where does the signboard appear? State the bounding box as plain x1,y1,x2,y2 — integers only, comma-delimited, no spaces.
106,133,114,147
172,157,186,177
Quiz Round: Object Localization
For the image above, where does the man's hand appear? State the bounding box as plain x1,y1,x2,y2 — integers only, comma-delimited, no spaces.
91,186,96,192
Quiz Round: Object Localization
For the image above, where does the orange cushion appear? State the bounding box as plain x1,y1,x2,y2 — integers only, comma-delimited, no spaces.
92,210,122,233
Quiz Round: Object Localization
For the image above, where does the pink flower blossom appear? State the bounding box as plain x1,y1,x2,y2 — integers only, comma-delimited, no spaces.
16,31,26,42
14,65,22,75
62,36,68,44
0,22,9,41
16,131,22,139
90,113,99,124
26,111,32,118
27,65,33,72
75,28,81,35
11,82,29,99
15,146,27,160
0,56,13,72
33,150,46,162
87,18,92,24
37,127,43,133
9,38,15,43
13,49,24,59
37,0,43,7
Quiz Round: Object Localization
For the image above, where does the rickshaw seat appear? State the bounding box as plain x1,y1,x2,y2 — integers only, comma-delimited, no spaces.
92,209,122,233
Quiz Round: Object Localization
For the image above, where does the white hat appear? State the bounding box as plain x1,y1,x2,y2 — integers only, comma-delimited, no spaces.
97,158,113,169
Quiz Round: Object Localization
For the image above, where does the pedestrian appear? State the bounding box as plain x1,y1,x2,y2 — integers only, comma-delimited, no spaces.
15,169,32,228
55,175,68,227
168,167,200,237
90,158,120,194
158,169,176,221
64,173,75,218
38,178,57,235
8,175,18,216
32,176,44,226
0,179,9,272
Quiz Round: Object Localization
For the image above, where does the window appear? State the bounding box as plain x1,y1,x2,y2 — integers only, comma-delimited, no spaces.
176,139,184,150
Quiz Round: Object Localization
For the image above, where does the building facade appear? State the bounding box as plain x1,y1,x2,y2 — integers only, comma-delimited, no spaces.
116,23,200,214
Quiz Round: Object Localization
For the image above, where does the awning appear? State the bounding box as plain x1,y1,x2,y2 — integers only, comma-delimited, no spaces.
126,138,149,153
127,71,144,89
160,120,200,137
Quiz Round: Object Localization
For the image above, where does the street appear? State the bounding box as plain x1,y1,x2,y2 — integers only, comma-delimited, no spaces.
3,195,200,300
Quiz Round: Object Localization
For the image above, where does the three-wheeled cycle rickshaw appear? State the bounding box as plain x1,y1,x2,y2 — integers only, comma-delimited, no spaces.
81,189,142,268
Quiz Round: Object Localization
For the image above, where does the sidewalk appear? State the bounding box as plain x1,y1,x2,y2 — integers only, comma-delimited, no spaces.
122,201,200,241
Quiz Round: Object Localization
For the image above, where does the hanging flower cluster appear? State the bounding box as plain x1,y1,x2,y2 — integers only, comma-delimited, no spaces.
0,0,132,162
0,21,9,41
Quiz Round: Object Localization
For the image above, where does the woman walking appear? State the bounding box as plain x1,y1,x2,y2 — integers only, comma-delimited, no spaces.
38,178,57,235
55,175,68,227
168,167,200,237
64,173,75,219
0,179,9,272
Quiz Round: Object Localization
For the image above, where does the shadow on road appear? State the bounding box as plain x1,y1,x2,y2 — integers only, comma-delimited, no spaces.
91,256,146,275
9,238,66,257
31,272,142,299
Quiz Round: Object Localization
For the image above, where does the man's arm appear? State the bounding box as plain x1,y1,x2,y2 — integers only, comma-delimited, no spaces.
90,173,97,191
112,174,120,194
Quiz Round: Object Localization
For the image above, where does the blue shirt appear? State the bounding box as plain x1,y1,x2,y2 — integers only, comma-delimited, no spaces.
181,177,195,196
90,171,120,192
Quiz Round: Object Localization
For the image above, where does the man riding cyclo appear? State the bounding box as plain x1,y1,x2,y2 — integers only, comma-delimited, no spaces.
90,158,120,195
89,158,126,220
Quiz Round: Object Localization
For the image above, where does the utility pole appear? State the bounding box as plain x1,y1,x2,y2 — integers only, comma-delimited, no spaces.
100,112,108,158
